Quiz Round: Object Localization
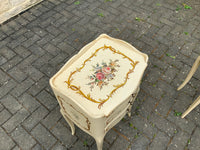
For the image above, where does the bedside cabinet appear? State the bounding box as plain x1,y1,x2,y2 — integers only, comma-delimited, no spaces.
50,34,148,150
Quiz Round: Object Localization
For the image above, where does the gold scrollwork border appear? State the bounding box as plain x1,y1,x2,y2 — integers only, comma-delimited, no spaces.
65,45,139,109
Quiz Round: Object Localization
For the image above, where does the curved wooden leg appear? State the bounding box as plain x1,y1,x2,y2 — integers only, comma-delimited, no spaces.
177,56,200,91
95,138,104,150
61,109,75,135
181,95,200,118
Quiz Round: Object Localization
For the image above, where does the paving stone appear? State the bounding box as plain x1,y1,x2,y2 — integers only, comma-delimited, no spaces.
42,105,61,129
1,55,22,71
8,66,27,82
1,94,22,114
114,119,138,141
129,115,158,139
17,54,39,69
167,131,189,150
23,105,48,131
43,43,60,56
145,67,162,83
104,129,118,145
141,81,165,101
0,103,3,112
109,136,130,150
0,69,10,85
0,109,12,125
152,43,168,58
11,126,36,149
148,131,170,150
11,78,34,97
0,46,16,60
173,93,194,113
0,55,7,65
31,144,45,150
36,90,58,110
51,122,77,148
2,108,30,133
28,76,49,96
181,42,196,57
51,142,68,150
10,28,27,39
157,25,172,36
0,79,17,98
13,46,31,58
40,63,57,77
32,52,53,69
9,36,27,49
70,140,89,150
188,127,200,150
0,127,15,150
162,66,178,84
75,127,95,147
28,44,46,56
57,42,76,55
23,66,44,81
37,33,55,46
156,95,174,117
160,17,175,27
49,52,69,67
32,26,48,37
31,124,57,149
157,80,177,98
193,26,200,40
12,145,20,150
150,55,169,71
22,34,41,48
167,111,196,135
186,110,200,127
149,112,177,137
130,135,150,150
18,93,40,113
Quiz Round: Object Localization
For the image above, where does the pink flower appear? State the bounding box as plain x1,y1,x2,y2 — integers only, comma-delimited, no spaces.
96,72,105,80
102,67,111,74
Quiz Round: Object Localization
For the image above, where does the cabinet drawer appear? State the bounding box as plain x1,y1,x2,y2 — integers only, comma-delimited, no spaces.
105,104,130,132
106,95,132,125
57,96,91,131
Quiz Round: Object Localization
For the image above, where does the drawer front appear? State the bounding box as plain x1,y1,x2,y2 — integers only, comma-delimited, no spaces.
57,96,91,132
105,104,129,132
106,95,132,125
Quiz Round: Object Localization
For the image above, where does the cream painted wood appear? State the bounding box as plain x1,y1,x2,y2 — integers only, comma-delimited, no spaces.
177,56,200,118
0,0,43,24
50,34,148,150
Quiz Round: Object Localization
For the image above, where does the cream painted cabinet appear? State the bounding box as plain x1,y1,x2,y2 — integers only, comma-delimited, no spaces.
50,34,148,150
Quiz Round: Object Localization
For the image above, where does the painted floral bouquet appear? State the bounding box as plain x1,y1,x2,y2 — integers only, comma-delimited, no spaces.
87,59,120,91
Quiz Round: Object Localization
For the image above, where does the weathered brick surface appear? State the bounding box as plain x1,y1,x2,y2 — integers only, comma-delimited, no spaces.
51,122,77,148
1,94,22,114
11,125,36,149
2,107,29,133
0,0,200,149
188,127,200,150
31,123,57,149
0,127,15,149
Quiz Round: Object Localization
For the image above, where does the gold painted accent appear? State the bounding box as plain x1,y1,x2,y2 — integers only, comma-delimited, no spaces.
65,45,139,109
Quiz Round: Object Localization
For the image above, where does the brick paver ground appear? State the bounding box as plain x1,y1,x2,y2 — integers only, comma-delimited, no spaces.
0,0,200,149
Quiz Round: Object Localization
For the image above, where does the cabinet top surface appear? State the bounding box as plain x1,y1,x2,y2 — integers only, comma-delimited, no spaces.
50,34,148,117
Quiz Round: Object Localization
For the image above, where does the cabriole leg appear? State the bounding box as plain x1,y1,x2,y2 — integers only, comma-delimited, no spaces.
61,109,75,135
95,137,104,150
